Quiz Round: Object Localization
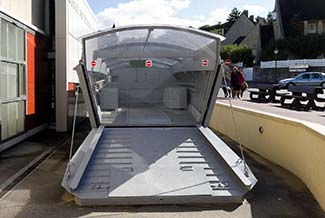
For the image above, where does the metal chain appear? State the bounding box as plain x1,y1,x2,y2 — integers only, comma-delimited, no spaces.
221,66,249,176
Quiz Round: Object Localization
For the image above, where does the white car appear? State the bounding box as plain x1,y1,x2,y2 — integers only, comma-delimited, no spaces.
278,72,325,88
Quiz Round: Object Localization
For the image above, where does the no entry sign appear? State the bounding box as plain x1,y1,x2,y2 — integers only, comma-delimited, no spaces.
225,59,232,67
145,59,153,68
90,60,97,67
201,60,209,67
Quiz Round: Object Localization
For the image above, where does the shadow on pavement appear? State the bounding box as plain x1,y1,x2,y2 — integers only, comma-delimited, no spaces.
219,134,324,218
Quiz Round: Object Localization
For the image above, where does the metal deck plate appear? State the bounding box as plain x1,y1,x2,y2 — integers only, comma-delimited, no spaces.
72,128,246,205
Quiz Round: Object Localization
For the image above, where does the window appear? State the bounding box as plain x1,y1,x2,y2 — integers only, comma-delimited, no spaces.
19,64,26,96
1,21,7,57
312,73,321,79
308,23,317,34
297,74,310,80
0,18,26,141
1,20,25,61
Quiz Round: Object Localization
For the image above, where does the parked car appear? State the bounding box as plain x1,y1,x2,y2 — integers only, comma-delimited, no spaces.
278,72,325,88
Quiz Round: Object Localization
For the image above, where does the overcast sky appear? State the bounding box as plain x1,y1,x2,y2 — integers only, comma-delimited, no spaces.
87,0,274,29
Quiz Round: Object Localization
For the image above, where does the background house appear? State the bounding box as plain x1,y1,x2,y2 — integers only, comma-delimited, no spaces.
273,0,325,39
222,11,274,63
241,21,274,62
222,11,255,46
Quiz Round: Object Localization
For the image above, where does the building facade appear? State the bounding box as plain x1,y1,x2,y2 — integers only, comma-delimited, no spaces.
56,0,97,132
273,0,325,39
0,0,97,151
222,11,274,63
222,12,255,46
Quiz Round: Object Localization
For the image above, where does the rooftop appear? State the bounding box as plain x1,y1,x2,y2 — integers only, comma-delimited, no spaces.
277,0,325,36
278,0,325,23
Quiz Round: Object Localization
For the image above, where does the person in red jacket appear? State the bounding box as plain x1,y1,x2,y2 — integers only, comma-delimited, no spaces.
230,67,246,99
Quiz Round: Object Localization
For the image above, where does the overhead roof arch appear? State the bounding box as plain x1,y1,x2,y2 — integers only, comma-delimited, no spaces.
82,24,225,72
81,24,225,42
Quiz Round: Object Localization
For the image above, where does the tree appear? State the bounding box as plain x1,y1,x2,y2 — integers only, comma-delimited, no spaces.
266,12,273,25
227,8,241,24
255,16,266,24
221,44,254,67
261,35,325,61
199,24,225,35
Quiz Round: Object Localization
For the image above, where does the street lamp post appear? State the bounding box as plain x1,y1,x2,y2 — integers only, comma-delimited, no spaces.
274,48,279,69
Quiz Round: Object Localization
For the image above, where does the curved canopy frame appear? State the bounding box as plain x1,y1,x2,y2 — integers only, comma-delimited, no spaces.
80,25,224,128
82,25,224,72
82,24,225,42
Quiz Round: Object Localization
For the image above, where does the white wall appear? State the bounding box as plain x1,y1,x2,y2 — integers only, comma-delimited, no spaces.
56,0,97,132
261,59,325,69
67,0,97,83
0,0,49,34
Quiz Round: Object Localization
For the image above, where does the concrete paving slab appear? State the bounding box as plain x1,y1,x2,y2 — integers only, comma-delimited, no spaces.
0,130,69,192
0,142,44,158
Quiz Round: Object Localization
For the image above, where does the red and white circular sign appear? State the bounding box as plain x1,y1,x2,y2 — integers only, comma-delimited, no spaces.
90,60,97,67
225,59,232,67
145,59,153,68
201,60,209,67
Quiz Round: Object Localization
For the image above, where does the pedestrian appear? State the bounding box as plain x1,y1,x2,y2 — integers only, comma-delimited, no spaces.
222,66,231,98
230,67,246,99
241,79,248,98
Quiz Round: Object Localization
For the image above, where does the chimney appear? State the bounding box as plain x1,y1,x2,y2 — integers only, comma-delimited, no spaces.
249,15,254,22
243,10,249,17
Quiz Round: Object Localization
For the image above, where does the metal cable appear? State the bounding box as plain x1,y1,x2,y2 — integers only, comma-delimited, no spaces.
221,66,249,176
69,85,80,161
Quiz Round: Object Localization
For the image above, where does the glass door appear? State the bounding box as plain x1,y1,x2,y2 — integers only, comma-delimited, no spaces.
0,19,26,142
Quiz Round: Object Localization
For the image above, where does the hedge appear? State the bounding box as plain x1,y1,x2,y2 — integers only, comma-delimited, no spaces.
220,44,254,67
261,35,325,61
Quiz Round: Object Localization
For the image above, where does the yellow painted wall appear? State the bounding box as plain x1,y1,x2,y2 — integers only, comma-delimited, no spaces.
210,103,325,211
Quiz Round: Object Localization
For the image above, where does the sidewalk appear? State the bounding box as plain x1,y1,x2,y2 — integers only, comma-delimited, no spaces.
217,90,325,128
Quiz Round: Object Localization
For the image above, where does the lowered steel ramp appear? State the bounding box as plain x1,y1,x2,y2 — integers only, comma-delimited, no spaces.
62,25,257,205
62,127,256,205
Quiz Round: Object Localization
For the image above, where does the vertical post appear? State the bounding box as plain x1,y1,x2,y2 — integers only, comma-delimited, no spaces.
55,0,68,132
274,48,279,69
275,57,277,69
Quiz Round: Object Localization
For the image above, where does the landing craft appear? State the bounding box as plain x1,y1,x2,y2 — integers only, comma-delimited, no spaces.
62,25,257,205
